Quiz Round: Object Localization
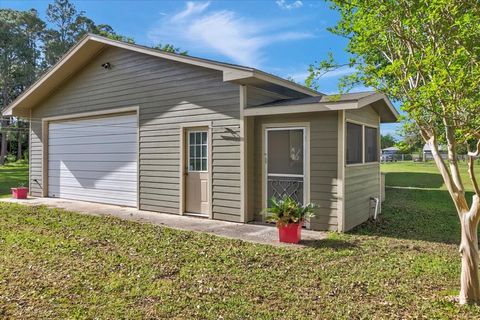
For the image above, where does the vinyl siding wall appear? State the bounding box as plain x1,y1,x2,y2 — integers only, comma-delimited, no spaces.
344,106,380,231
251,112,339,231
29,46,242,222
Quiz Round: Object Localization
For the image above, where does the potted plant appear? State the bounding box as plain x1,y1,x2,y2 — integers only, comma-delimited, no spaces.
11,183,28,199
265,196,315,244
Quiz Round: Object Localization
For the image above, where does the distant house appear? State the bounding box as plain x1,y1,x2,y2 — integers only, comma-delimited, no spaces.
423,142,447,161
381,146,400,154
3,34,399,232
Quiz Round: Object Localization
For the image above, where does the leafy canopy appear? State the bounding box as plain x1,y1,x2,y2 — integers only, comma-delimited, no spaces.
310,0,480,148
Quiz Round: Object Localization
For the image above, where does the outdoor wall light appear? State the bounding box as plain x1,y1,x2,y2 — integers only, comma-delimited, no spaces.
101,62,112,70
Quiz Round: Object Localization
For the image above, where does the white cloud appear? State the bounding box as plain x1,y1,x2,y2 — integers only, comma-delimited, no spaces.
148,1,313,67
171,1,210,21
276,0,303,10
289,71,309,82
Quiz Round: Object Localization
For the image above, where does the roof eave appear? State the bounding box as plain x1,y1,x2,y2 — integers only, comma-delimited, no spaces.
3,34,321,116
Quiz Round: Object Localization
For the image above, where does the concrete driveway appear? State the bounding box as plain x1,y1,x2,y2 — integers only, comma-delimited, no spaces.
0,197,328,247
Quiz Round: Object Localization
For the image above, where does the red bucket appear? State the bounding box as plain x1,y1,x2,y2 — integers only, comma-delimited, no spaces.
278,221,303,244
11,187,28,199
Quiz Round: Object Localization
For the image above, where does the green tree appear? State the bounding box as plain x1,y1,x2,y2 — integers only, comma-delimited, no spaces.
42,0,133,66
43,0,96,66
93,24,134,43
0,9,45,164
153,43,188,55
396,120,423,153
310,0,480,304
380,134,396,149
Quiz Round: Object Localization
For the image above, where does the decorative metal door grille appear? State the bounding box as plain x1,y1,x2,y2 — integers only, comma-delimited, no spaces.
267,176,304,204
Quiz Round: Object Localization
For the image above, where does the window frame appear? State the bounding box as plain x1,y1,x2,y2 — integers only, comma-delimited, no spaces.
364,125,379,163
188,130,209,172
345,120,379,166
346,122,364,165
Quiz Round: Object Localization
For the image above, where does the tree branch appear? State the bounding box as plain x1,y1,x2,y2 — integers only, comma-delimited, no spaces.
468,156,480,196
445,123,465,194
421,128,469,214
468,140,480,158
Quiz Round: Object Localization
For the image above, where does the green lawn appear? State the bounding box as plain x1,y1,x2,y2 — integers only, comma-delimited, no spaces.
0,161,28,198
1,162,480,318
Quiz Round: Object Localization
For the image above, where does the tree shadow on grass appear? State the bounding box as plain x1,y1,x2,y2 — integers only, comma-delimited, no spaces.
350,188,478,245
385,172,445,189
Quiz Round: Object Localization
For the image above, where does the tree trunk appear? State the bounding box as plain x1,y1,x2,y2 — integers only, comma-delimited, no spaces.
17,130,22,160
0,127,6,166
459,198,480,304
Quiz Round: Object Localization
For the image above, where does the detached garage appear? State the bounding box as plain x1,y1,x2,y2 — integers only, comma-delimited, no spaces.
47,112,138,207
3,34,398,232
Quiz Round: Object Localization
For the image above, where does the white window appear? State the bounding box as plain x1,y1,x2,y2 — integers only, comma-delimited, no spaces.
188,131,208,172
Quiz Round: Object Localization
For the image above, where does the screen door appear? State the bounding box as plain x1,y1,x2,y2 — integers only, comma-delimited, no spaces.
265,127,306,207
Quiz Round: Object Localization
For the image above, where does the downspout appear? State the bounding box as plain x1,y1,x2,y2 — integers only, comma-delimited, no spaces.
371,197,380,220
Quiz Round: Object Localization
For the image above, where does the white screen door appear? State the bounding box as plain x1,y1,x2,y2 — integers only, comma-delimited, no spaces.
265,127,306,207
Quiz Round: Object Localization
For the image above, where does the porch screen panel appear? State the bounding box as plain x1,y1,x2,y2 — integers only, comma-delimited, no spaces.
267,129,304,205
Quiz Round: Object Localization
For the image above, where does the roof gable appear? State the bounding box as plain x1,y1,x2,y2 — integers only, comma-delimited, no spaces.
4,34,319,117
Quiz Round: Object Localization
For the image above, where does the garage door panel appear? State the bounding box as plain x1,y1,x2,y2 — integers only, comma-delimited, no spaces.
48,178,137,192
49,127,137,136
48,190,137,207
48,188,137,200
50,114,136,127
49,169,137,181
49,142,137,154
49,117,136,131
49,124,137,138
48,161,137,172
48,113,138,207
49,153,137,162
49,133,137,146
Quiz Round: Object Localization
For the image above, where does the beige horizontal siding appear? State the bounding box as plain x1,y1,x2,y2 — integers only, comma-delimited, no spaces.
30,46,241,221
344,106,381,231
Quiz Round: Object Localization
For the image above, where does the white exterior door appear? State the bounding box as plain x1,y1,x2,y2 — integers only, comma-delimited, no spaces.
48,113,138,207
185,129,209,215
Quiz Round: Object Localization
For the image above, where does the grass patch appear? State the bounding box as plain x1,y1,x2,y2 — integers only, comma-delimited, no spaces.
0,162,480,318
381,161,480,191
0,161,28,198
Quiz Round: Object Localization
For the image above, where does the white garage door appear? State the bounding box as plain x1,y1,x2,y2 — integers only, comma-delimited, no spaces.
48,113,138,207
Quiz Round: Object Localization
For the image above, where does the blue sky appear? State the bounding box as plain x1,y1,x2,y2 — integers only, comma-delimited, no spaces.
2,0,400,136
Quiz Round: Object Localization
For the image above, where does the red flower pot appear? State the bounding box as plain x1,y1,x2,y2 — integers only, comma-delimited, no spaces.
11,187,28,199
278,221,303,244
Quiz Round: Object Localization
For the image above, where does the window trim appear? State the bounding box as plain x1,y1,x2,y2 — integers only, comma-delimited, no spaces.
364,125,379,163
345,120,380,167
187,130,209,172
346,122,364,165
264,126,307,208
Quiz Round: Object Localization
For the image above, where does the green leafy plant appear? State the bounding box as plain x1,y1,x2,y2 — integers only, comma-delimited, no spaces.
265,196,315,227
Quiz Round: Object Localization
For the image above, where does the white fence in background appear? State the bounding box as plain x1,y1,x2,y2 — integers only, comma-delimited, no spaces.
381,153,473,162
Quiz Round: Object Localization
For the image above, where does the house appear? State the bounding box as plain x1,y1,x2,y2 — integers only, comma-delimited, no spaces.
382,146,400,154
3,34,399,232
381,146,400,161
423,142,447,161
